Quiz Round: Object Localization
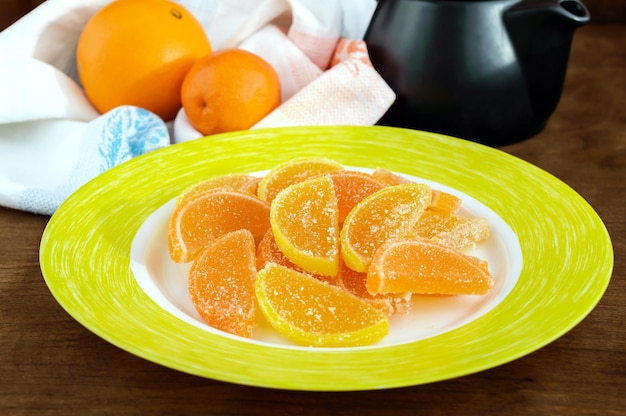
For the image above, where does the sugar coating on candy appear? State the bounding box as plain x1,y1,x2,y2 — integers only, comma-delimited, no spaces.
188,229,258,337
270,175,339,276
177,174,261,203
172,158,495,347
413,210,490,250
328,170,386,222
429,190,463,214
168,190,270,262
255,263,389,347
337,260,412,316
366,237,494,296
341,183,432,272
256,229,338,285
371,167,413,186
258,157,344,203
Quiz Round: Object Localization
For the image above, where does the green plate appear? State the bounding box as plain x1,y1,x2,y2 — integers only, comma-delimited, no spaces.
39,126,613,391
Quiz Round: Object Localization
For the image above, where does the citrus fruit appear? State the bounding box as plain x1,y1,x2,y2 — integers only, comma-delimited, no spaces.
257,157,344,203
168,190,270,263
255,263,390,347
76,0,211,120
340,183,432,273
412,210,490,250
269,176,339,276
366,237,494,296
328,170,386,222
188,229,257,338
181,49,281,135
256,229,337,285
337,260,412,316
177,174,260,204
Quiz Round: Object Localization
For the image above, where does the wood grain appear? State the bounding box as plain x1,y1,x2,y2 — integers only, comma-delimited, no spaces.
583,0,626,24
0,23,625,416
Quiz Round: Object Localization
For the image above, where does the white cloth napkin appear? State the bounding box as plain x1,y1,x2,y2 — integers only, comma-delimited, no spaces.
0,0,393,215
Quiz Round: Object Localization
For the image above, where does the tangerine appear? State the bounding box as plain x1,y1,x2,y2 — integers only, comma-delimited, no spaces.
76,0,211,120
181,49,281,135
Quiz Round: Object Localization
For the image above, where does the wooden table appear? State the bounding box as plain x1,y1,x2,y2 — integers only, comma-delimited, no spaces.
1,24,624,415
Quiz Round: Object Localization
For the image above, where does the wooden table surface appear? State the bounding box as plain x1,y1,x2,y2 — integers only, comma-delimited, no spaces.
1,24,624,415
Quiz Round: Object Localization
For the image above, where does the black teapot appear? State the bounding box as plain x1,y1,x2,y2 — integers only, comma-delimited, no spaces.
364,0,590,146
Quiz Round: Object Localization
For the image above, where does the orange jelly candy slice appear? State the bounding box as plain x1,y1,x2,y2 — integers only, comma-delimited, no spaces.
168,190,270,263
412,210,490,250
256,229,337,285
257,156,344,203
429,190,462,214
328,170,386,222
270,175,339,277
188,229,258,338
371,167,413,186
340,183,432,273
337,259,412,316
177,173,260,204
371,167,461,214
366,237,494,296
255,263,389,347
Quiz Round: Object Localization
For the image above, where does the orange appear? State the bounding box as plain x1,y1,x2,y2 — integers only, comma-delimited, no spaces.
76,0,211,120
366,237,494,296
412,210,490,250
177,174,260,204
256,229,337,285
340,183,432,273
181,49,281,135
168,190,270,263
188,229,257,338
337,260,412,316
269,176,339,276
328,170,386,222
257,157,344,203
255,263,389,347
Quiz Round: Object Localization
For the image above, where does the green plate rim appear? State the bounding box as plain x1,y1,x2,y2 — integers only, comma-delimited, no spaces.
39,125,614,391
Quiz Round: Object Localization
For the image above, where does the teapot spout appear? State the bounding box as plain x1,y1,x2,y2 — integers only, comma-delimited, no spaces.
506,0,590,26
504,0,590,120
558,0,591,25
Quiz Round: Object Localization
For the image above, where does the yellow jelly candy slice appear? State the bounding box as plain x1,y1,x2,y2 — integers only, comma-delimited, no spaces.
340,183,432,272
255,263,390,347
270,175,339,277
